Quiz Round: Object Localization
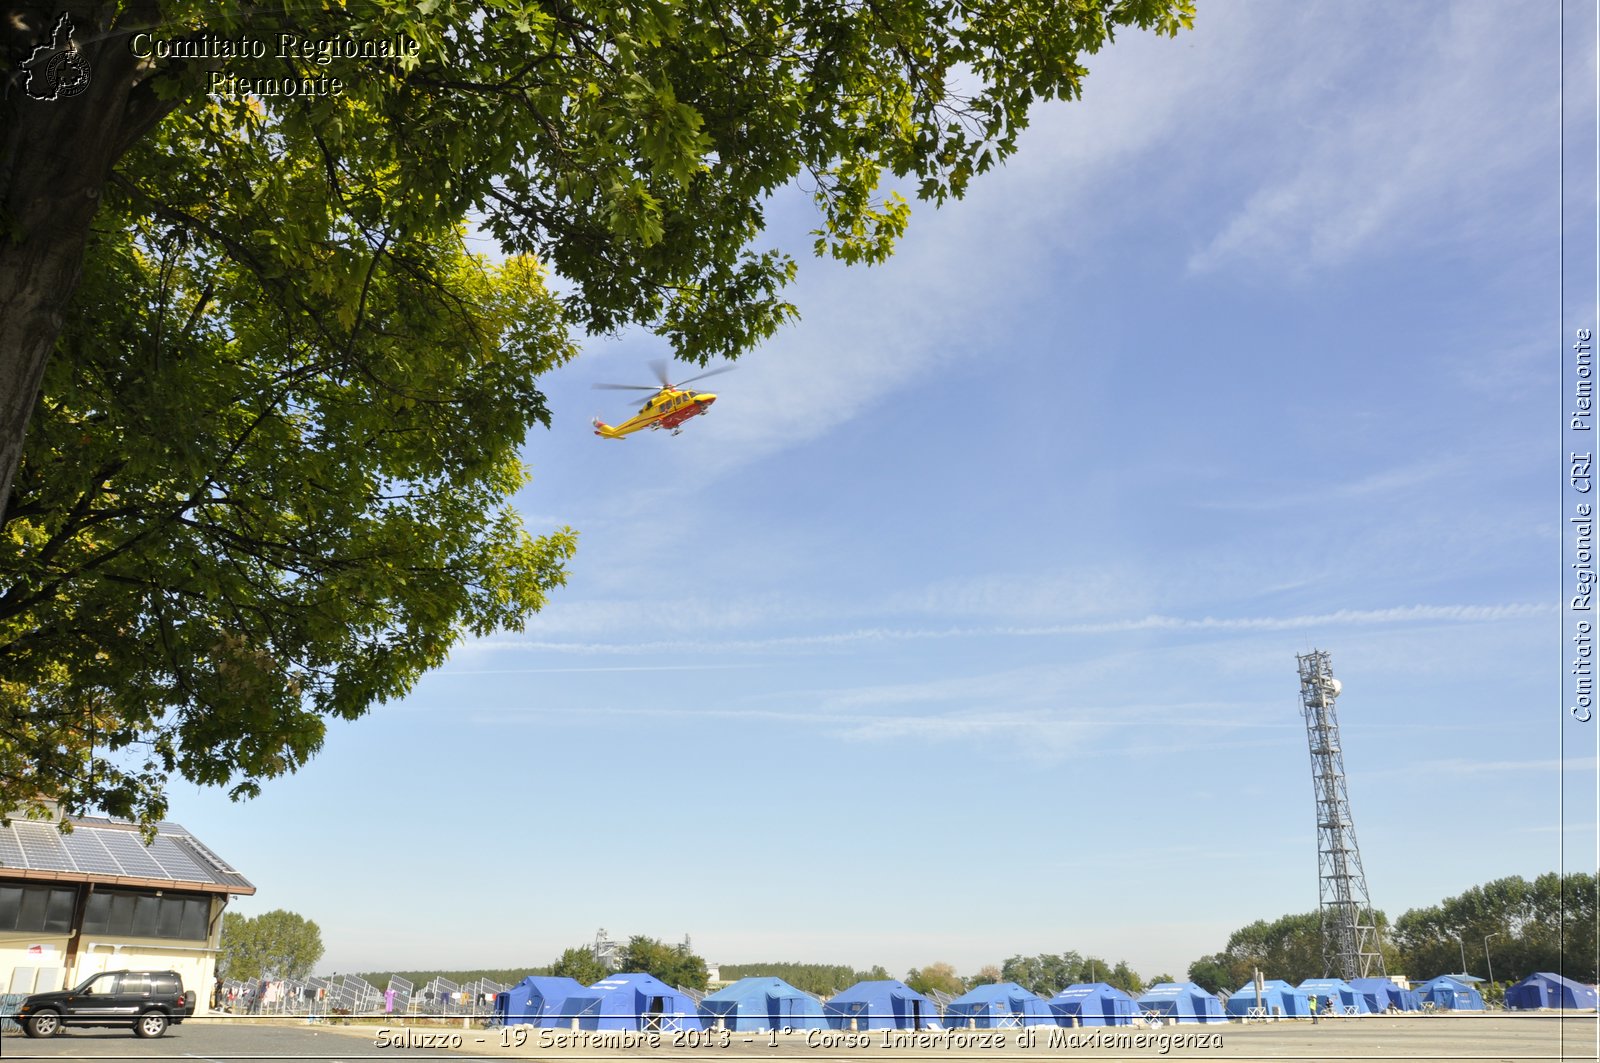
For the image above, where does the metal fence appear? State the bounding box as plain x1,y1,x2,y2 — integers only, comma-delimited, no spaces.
1,992,24,1033
214,975,398,1018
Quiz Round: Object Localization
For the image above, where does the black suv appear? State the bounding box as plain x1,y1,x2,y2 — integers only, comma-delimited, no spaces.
16,969,194,1038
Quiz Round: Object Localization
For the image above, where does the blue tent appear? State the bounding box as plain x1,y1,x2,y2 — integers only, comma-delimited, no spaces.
1298,978,1371,1016
945,982,1053,1028
824,980,941,1031
699,977,826,1031
557,973,704,1032
1348,977,1422,1013
1505,973,1600,1011
1417,976,1484,1011
497,975,589,1026
1224,979,1313,1018
1135,982,1226,1023
1048,982,1139,1027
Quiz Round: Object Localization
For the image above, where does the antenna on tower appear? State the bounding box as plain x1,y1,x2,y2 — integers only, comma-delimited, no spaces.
1297,650,1386,980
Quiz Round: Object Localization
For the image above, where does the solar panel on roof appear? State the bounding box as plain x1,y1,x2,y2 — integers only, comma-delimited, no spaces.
0,816,253,891
14,822,75,871
172,838,250,887
98,830,166,876
0,826,25,869
147,836,210,882
60,832,123,876
178,833,241,874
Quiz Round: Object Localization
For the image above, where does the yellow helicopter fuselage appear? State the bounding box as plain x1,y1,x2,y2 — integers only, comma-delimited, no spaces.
593,388,718,438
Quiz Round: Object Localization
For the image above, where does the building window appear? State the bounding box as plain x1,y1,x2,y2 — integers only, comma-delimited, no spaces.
181,897,209,940
0,884,76,934
80,888,210,941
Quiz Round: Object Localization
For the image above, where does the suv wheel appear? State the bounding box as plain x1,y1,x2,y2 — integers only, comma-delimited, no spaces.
24,1011,61,1038
135,1011,169,1038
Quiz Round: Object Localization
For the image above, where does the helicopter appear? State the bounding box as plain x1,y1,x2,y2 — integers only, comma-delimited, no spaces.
591,359,733,439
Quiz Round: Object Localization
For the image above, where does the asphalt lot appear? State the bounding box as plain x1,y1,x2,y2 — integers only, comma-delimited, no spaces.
0,1014,1595,1062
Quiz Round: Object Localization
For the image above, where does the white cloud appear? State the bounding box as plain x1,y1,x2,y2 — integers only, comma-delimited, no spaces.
1369,757,1599,780
1188,3,1555,275
617,17,1239,475
466,601,1547,654
885,566,1155,622
1193,455,1484,512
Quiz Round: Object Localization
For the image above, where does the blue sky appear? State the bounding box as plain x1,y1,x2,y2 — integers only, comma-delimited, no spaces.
170,1,1595,983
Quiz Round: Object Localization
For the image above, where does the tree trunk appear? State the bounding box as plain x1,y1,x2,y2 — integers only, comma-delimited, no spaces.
1,4,153,524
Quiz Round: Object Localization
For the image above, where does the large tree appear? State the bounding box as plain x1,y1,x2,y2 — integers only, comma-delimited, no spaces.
999,951,1142,996
1187,907,1406,989
1392,873,1597,984
1184,954,1232,995
1000,951,1081,997
905,960,963,996
617,934,709,989
219,908,325,981
1103,959,1143,995
964,963,1001,988
549,944,611,986
1208,911,1326,988
0,0,1194,826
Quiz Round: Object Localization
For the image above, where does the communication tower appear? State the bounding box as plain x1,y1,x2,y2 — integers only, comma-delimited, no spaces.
1297,650,1386,979
593,927,623,971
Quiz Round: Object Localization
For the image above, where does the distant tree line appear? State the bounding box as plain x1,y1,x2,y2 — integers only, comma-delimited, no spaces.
1185,872,1597,995
717,962,891,996
998,953,1149,996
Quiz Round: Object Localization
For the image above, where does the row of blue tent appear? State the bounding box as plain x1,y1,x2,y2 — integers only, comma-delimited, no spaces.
495,973,706,1031
1218,973,1600,1016
1226,977,1416,1017
493,971,1599,1032
493,976,1148,1032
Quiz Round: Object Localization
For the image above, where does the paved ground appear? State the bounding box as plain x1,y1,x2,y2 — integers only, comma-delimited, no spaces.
1,1014,1595,1062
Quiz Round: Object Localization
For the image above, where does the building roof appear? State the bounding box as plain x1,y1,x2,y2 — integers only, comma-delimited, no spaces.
0,814,255,895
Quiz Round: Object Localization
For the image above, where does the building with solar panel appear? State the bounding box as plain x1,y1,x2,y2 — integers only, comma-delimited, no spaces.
0,804,254,1012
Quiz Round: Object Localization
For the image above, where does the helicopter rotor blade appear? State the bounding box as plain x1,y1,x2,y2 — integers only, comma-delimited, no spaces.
672,364,736,388
591,360,734,393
